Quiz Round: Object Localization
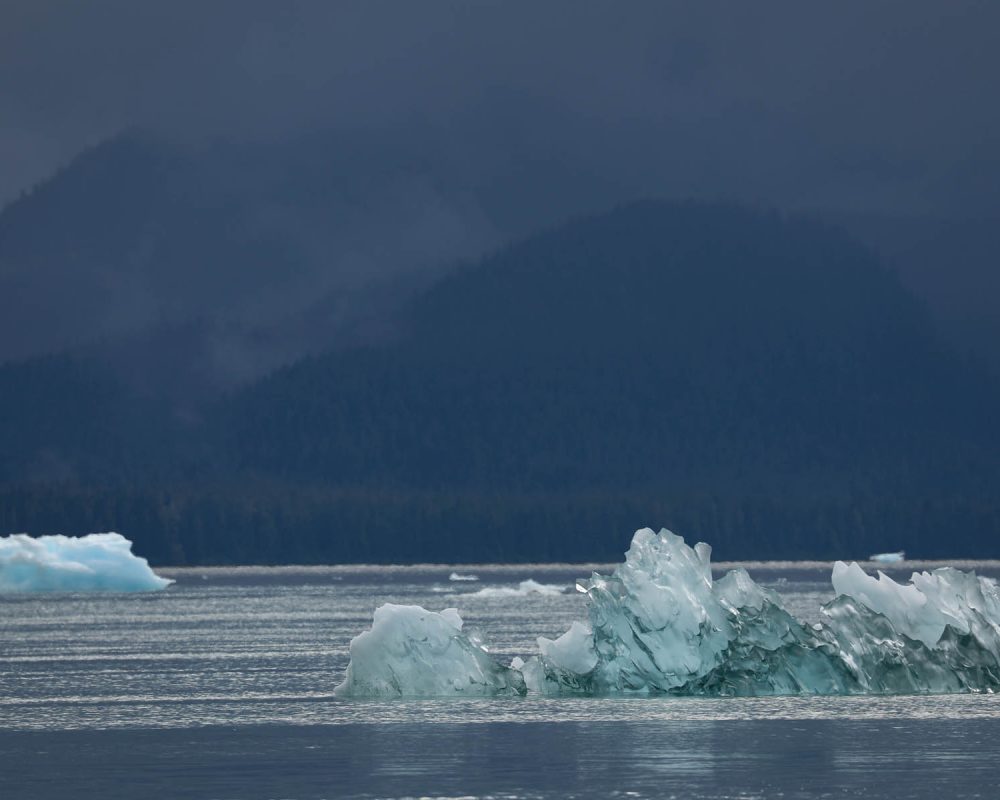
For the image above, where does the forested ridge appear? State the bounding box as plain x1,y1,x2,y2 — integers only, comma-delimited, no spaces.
2,201,998,563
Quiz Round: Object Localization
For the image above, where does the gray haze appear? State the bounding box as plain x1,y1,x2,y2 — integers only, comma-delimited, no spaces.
3,1,998,215
1,1,999,384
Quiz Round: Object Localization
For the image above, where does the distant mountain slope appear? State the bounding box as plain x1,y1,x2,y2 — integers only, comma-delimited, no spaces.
0,131,499,390
1,201,997,563
828,211,1000,373
224,201,996,492
2,132,997,389
0,123,655,387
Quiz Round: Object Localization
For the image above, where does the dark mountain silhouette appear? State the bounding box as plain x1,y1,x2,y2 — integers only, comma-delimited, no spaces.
0,131,502,394
2,132,997,398
823,210,1000,373
1,201,996,563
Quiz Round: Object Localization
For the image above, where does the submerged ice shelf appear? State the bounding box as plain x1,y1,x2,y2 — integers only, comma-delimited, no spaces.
0,532,172,592
337,528,1000,698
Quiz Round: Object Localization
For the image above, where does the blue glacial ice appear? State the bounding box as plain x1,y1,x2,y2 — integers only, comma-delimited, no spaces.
0,532,172,592
340,528,1000,697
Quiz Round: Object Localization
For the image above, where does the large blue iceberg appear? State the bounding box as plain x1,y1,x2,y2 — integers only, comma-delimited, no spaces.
0,532,172,592
338,528,1000,697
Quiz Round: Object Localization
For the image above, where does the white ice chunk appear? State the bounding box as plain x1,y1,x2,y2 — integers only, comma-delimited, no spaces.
448,572,479,581
538,621,598,675
833,560,1000,649
870,551,905,564
0,533,172,593
334,603,525,697
567,528,738,690
832,561,940,646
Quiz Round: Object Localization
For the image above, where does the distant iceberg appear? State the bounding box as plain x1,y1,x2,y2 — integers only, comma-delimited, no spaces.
448,572,479,582
869,551,905,564
470,579,567,598
0,533,172,593
340,528,1000,697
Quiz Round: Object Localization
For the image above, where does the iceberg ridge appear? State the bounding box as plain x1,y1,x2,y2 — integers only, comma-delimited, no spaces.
0,533,172,593
341,528,1000,697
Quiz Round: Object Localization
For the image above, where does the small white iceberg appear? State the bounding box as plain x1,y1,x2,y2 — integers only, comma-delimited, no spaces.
869,551,906,564
335,603,525,697
448,572,480,582
0,532,173,593
471,579,567,598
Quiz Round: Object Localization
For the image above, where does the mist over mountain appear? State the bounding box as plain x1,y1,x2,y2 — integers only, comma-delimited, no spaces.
2,201,996,563
0,131,504,394
2,130,998,402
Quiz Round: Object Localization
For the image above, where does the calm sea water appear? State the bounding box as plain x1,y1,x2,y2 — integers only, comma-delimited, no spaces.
3,561,1000,799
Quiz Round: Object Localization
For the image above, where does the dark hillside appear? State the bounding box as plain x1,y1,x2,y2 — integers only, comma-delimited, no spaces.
207,203,999,560
226,202,994,491
2,202,998,562
0,131,496,390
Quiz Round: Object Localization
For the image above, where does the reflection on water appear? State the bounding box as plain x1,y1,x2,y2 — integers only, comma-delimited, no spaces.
3,720,998,799
2,563,1000,798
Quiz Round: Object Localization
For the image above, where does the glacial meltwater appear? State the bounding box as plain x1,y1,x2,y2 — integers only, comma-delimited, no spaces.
4,556,1000,799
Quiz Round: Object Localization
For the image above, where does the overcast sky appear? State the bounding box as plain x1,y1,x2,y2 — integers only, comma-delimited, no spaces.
2,1,998,217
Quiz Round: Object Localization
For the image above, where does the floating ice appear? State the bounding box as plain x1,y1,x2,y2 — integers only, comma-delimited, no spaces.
0,533,172,593
524,528,846,696
470,579,567,598
334,603,525,697
449,572,479,582
870,551,905,564
340,528,1000,697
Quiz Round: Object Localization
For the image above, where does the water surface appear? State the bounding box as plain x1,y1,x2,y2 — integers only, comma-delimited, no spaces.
3,562,999,798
